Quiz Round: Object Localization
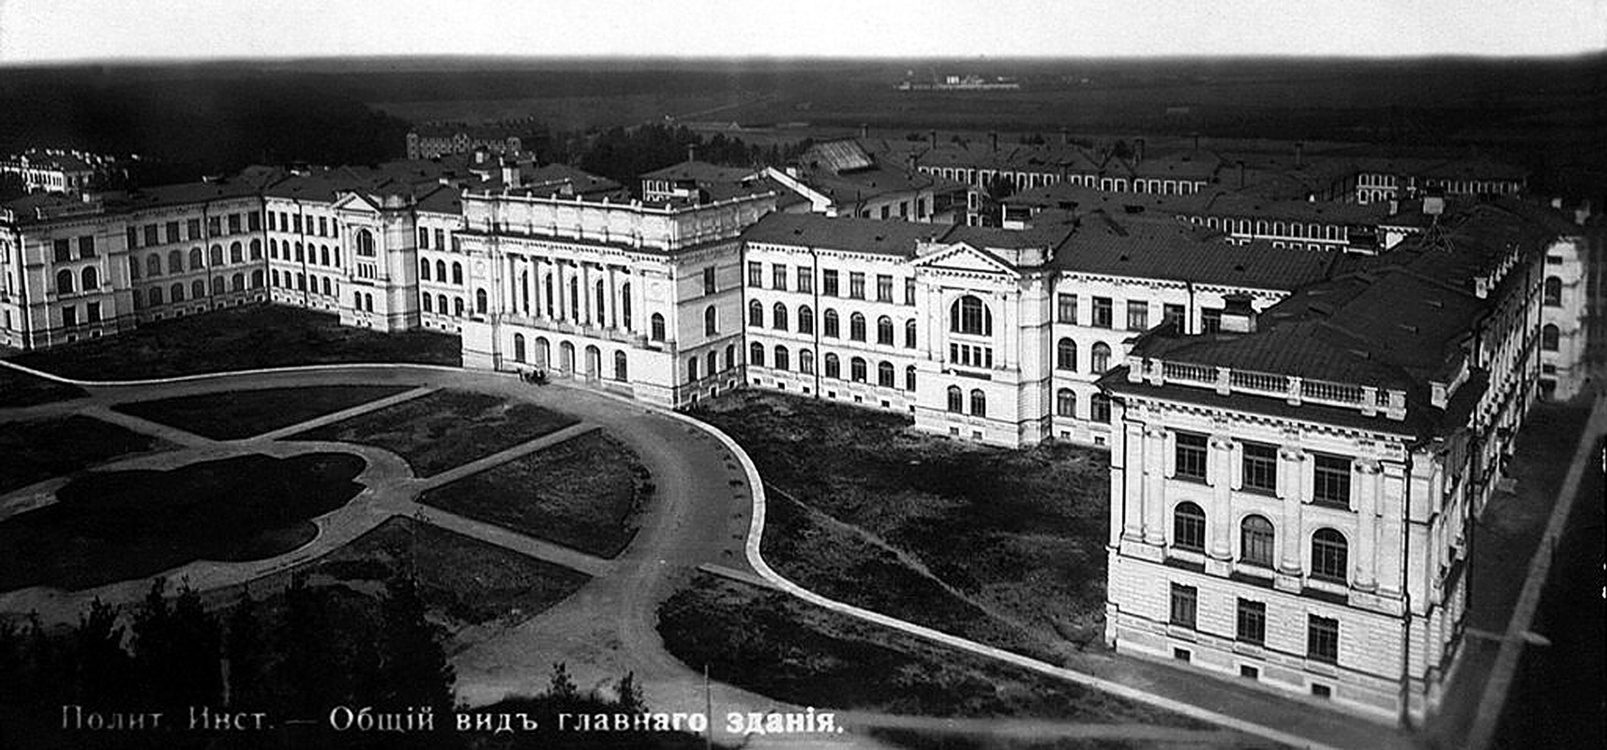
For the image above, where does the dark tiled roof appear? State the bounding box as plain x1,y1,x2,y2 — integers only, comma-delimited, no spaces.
640,160,755,183
1053,217,1338,290
741,212,947,258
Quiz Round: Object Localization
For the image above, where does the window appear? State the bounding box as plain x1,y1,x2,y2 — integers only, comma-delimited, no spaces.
1240,516,1275,567
650,313,666,341
1311,529,1348,583
53,239,71,263
434,229,443,250
1056,388,1075,417
825,353,841,379
1090,343,1112,374
476,288,488,314
747,262,763,288
822,269,839,297
797,266,813,293
166,221,181,243
227,214,241,234
452,262,463,285
748,300,763,327
423,294,433,312
621,283,632,329
850,356,867,383
708,351,719,376
876,274,893,302
249,239,261,260
55,269,74,294
823,309,840,337
1163,303,1185,330
147,254,162,277
1173,502,1206,552
849,272,866,300
773,303,789,331
688,356,700,382
904,278,916,305
186,218,201,240
876,316,893,345
1242,443,1278,494
774,346,790,371
1543,276,1562,306
1169,583,1197,628
849,313,866,342
1090,393,1111,423
1312,455,1351,507
877,361,895,387
800,349,815,374
1542,324,1560,351
249,211,261,232
207,217,221,236
190,247,203,269
772,264,787,290
947,386,963,413
230,242,243,263
419,228,430,249
1091,297,1113,328
170,283,184,302
798,305,814,334
61,304,77,328
749,342,765,367
904,319,916,348
420,259,431,281
969,389,986,417
1236,599,1266,645
1175,433,1208,482
615,351,628,381
1308,615,1339,664
1056,338,1078,370
81,267,98,290
78,235,96,258
357,229,376,257
905,366,916,392
1057,293,1078,324
126,227,139,251
950,295,992,335
148,286,162,305
1202,308,1223,334
705,306,719,335
1126,301,1149,331
144,225,159,247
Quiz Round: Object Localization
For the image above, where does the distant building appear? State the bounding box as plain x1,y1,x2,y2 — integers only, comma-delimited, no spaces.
1,149,127,195
405,120,544,161
793,138,974,224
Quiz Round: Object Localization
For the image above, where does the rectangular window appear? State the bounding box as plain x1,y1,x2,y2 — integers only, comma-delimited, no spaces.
318,217,328,236
1175,432,1209,482
248,211,261,231
1202,308,1223,334
772,264,787,291
748,261,763,288
78,235,95,257
53,239,72,263
143,225,159,247
166,221,180,243
904,278,916,305
1312,454,1352,507
207,217,221,237
1163,303,1185,329
703,267,717,295
419,228,430,248
187,219,202,240
61,305,76,327
822,269,839,297
1126,300,1149,331
293,215,302,233
1308,615,1339,664
849,272,866,300
797,266,813,294
1169,583,1197,629
1057,293,1077,324
1241,442,1278,494
1092,297,1113,328
126,227,139,250
434,229,444,250
876,274,893,303
1237,599,1266,645
228,214,242,234
86,302,100,323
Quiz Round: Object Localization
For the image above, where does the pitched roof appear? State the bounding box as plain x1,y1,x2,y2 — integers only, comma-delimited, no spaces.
1053,215,1338,290
741,212,948,258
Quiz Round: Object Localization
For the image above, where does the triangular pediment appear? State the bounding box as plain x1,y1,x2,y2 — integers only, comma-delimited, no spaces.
332,191,381,212
912,242,1019,277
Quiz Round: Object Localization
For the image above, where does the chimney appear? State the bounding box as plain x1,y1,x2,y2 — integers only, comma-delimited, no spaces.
929,130,937,150
687,144,696,163
1219,294,1257,333
1237,160,1246,189
860,123,869,139
1294,142,1304,168
1060,127,1070,146
1192,133,1200,151
1135,138,1145,164
1551,197,1564,209
990,131,999,151
500,158,521,187
473,147,488,165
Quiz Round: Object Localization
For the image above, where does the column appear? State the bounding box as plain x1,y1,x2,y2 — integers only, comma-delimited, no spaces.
1122,423,1146,541
555,261,568,321
1278,447,1306,575
1142,426,1168,546
578,263,591,327
1355,459,1381,590
1209,436,1233,559
531,257,545,318
607,266,619,329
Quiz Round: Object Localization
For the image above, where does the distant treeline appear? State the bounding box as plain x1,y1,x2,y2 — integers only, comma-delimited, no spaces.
576,124,815,189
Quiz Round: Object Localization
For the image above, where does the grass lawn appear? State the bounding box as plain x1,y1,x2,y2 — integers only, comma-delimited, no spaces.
6,305,460,379
658,573,1207,729
0,452,365,592
422,430,649,558
112,384,420,440
306,516,592,627
0,415,164,494
0,367,87,407
292,389,580,477
689,390,1111,663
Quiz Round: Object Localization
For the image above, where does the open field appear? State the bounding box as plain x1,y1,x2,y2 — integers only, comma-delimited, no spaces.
0,415,164,494
690,390,1109,662
0,368,87,407
6,306,460,380
292,389,579,477
0,452,364,592
112,384,419,440
422,430,649,558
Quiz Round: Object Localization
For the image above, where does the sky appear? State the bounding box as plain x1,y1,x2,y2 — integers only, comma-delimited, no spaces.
1,0,1604,64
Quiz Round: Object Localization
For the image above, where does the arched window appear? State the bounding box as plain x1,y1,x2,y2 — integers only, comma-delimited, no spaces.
436,260,447,281
621,283,632,329
168,249,183,272
1090,343,1112,374
249,239,261,260
229,242,242,263
357,229,376,257
454,297,464,317
80,267,98,290
724,345,735,370
452,262,463,285
705,305,719,335
1056,388,1075,417
877,316,894,345
476,288,488,314
170,282,185,302
823,309,840,338
904,319,917,348
1311,529,1348,583
750,342,765,367
709,350,719,378
55,269,74,294
513,333,527,362
877,361,894,387
1090,392,1112,423
148,286,163,305
535,337,551,367
1173,502,1206,552
946,386,963,413
1543,276,1562,306
231,273,244,292
824,353,841,379
209,244,223,265
905,365,917,392
1240,516,1275,567
849,313,866,342
437,294,448,315
650,313,666,341
969,389,987,417
687,356,700,382
190,247,203,269
774,346,790,371
850,356,867,382
595,279,606,322
147,254,162,277
800,349,815,374
295,242,304,262
1057,338,1078,371
949,295,992,335
269,239,278,259
420,259,431,280
1542,323,1560,351
773,303,789,331
614,351,628,381
798,305,814,334
748,300,763,327
422,294,433,312
192,279,206,299
251,270,263,288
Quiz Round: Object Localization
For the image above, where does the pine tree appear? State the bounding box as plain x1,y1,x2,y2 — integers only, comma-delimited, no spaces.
548,661,579,707
378,573,455,711
74,597,131,706
615,671,645,714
